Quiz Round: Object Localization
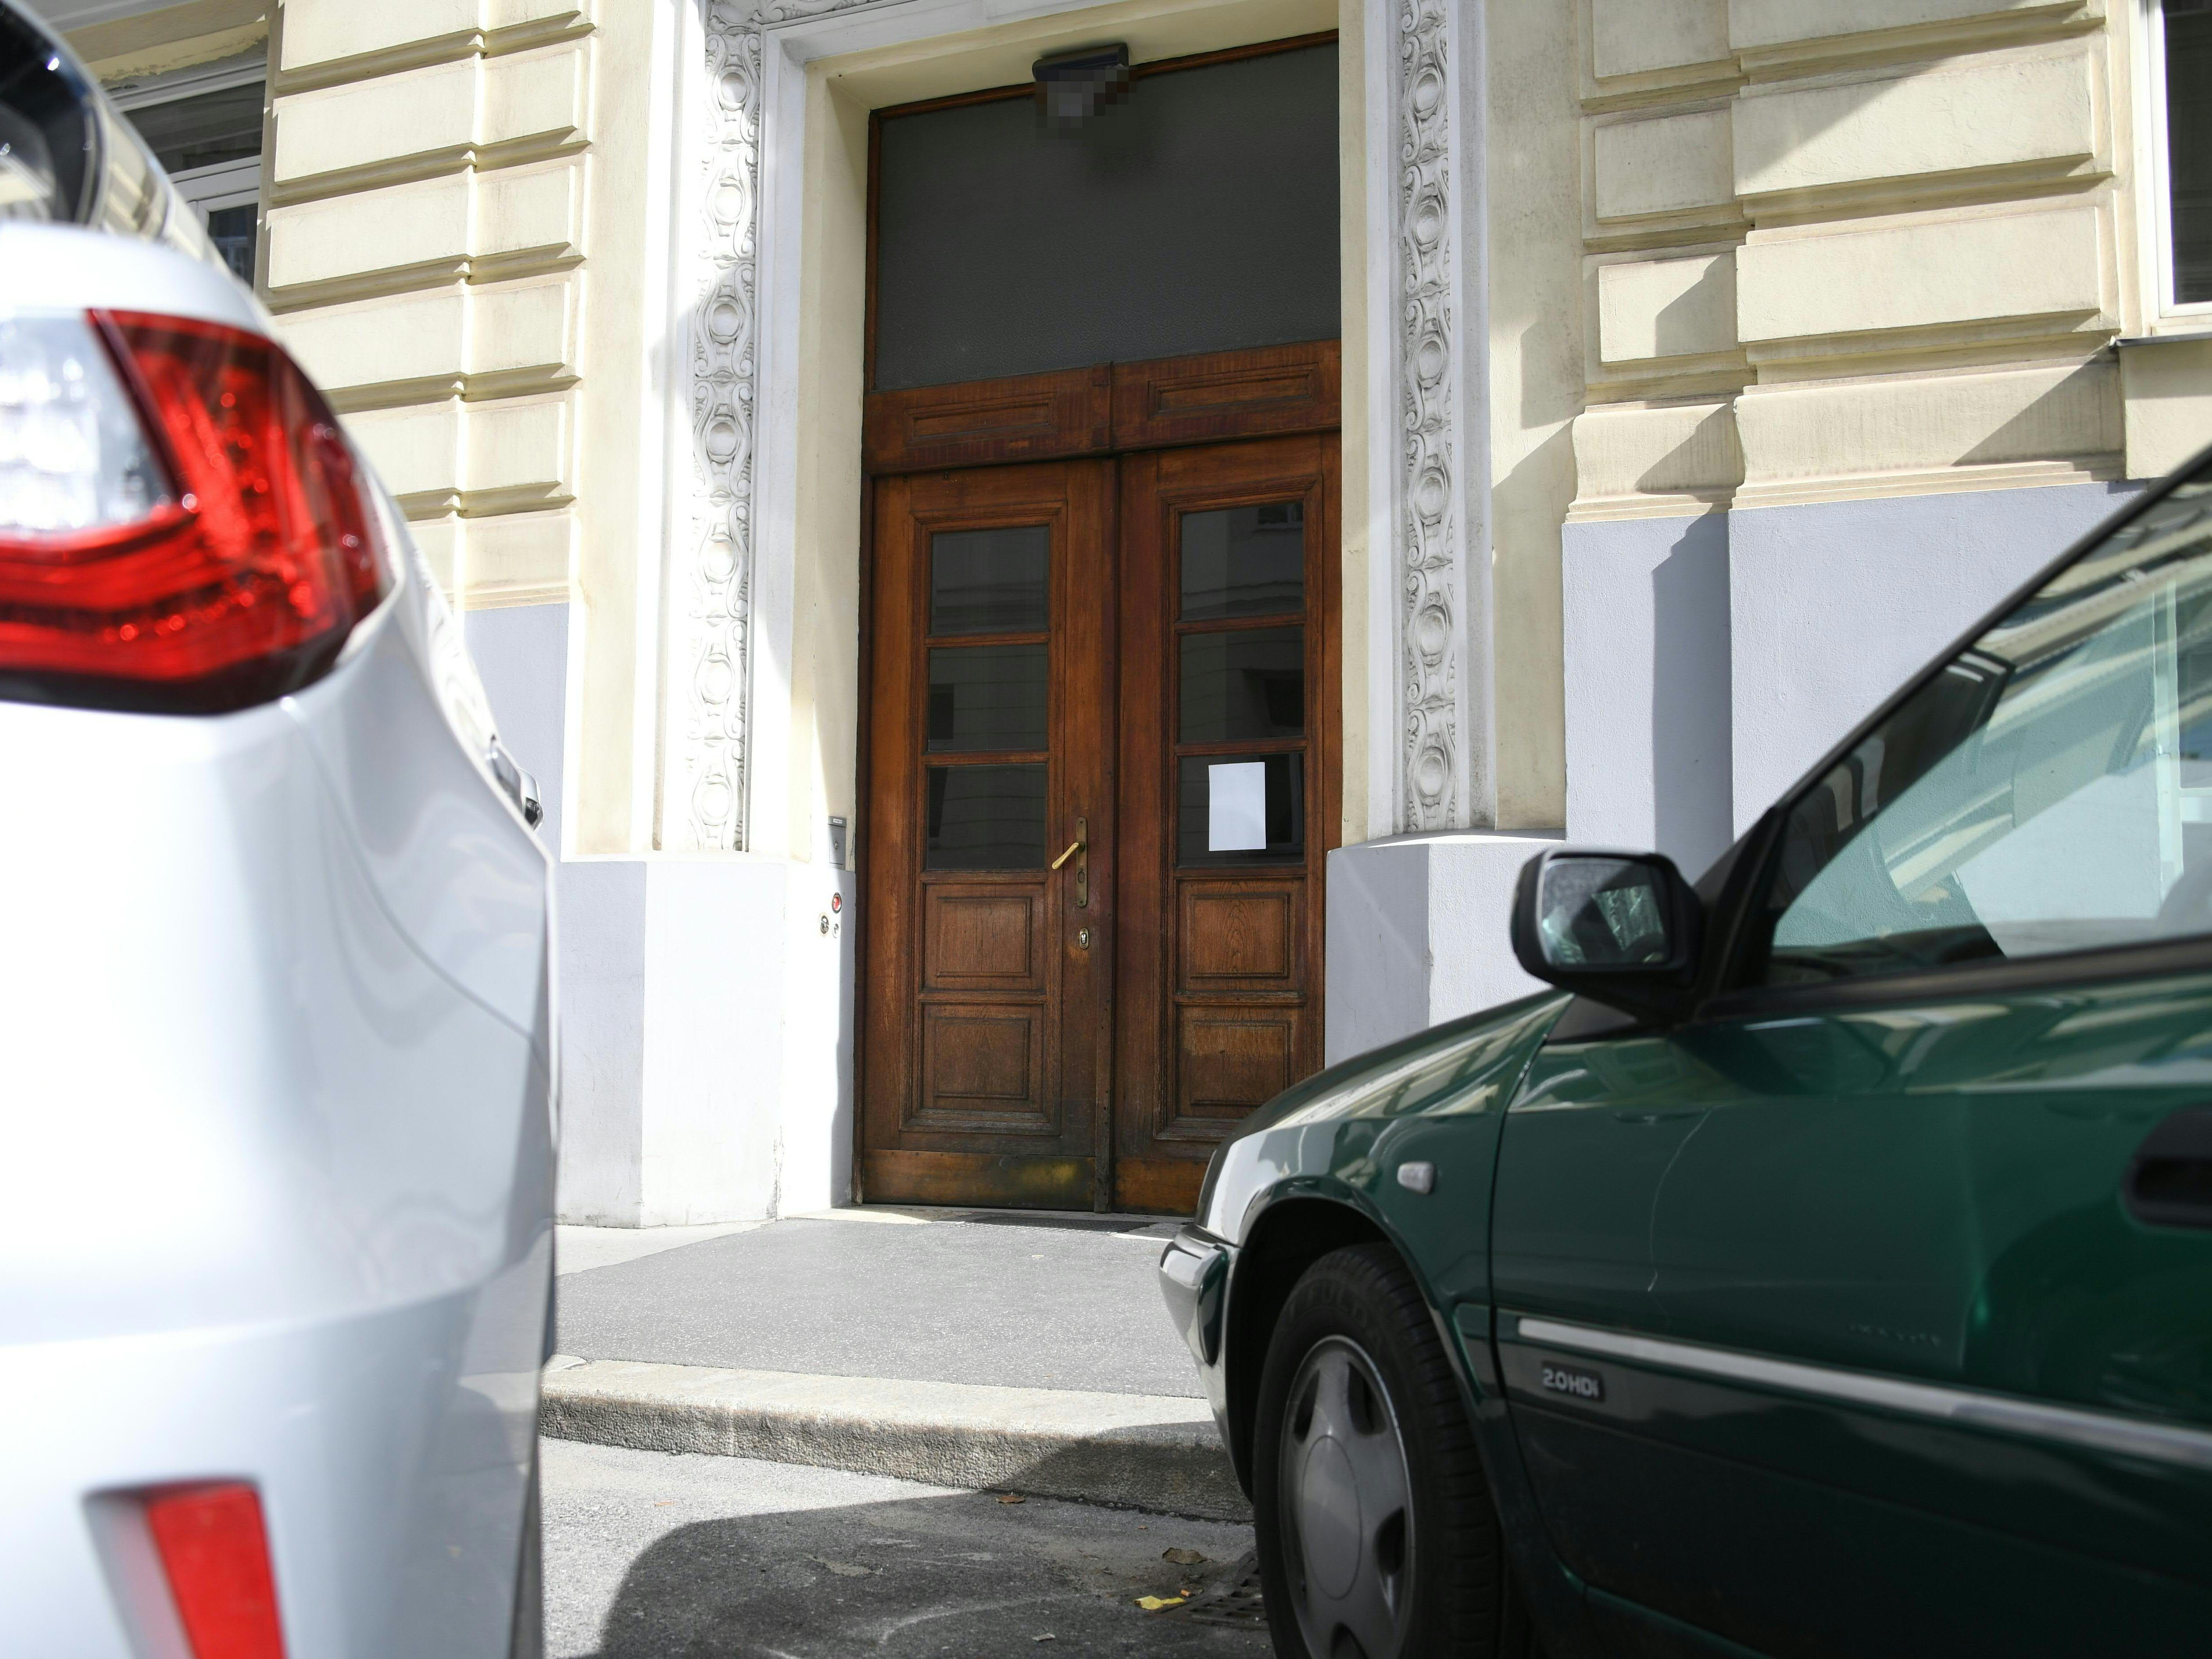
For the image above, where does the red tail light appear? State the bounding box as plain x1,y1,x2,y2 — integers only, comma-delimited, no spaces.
143,1482,288,1659
0,310,388,713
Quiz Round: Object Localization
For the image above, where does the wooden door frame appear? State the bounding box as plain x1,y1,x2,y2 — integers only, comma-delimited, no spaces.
854,341,1341,1208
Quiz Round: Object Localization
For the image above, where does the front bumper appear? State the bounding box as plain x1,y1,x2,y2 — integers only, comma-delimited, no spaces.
1159,1225,1236,1454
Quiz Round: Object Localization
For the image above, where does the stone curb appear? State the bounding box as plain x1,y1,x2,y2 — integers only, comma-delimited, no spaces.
539,1356,1250,1522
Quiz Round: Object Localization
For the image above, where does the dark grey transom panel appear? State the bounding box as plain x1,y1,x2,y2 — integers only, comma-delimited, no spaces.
872,42,1340,392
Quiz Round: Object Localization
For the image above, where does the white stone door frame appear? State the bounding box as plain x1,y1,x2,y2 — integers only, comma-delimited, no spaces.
661,0,1491,855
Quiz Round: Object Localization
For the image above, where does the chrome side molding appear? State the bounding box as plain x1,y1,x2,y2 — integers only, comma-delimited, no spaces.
1508,1314,2212,1474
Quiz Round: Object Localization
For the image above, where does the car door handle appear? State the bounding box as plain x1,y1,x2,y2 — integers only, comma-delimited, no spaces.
2124,1108,2212,1230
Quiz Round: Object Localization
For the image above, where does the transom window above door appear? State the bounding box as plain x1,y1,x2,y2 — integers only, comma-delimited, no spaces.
869,38,1339,391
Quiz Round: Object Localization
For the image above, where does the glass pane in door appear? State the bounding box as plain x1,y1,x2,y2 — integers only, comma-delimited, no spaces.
926,763,1048,869
1180,503,1305,619
1179,627,1305,741
928,644,1049,750
931,526,1050,634
1178,753,1304,863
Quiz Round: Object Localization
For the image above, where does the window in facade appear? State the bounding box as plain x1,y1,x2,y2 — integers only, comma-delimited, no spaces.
2156,0,2212,309
114,63,265,288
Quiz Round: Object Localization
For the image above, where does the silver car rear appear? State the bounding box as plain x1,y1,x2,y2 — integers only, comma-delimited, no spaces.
0,12,553,1656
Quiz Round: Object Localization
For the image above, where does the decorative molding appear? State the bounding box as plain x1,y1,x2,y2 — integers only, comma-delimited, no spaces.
673,6,761,851
1396,0,1462,831
756,0,889,21
668,0,889,852
674,0,1421,848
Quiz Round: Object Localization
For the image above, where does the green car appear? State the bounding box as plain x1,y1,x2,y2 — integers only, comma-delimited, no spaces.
1159,452,2212,1659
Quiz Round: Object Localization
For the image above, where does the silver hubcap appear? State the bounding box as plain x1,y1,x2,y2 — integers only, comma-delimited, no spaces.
1277,1337,1414,1659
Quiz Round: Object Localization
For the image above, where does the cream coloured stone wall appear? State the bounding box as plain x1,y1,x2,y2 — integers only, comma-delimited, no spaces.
1565,0,2171,522
1483,1,1582,833
264,2,594,614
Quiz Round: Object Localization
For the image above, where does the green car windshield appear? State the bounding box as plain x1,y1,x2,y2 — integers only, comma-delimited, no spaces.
1752,463,2212,986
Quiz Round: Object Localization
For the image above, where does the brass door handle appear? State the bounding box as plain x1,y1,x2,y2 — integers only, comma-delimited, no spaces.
1054,818,1090,908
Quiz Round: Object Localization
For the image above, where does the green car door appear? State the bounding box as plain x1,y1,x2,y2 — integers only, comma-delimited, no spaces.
1494,466,2212,1657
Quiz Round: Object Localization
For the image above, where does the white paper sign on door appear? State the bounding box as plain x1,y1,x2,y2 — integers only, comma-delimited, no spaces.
1209,760,1268,851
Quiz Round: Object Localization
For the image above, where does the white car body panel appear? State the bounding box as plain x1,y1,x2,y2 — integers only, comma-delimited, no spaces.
0,211,554,1659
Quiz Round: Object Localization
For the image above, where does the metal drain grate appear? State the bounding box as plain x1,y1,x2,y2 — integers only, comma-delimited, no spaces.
1174,1550,1266,1628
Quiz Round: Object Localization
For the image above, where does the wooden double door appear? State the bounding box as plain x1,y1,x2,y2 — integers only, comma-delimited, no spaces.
860,431,1339,1214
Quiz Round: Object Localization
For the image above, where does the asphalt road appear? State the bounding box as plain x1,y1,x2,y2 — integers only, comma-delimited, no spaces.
555,1213,1203,1398
543,1437,1271,1658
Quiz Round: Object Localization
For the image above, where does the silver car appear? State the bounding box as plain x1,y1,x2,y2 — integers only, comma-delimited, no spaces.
0,10,555,1657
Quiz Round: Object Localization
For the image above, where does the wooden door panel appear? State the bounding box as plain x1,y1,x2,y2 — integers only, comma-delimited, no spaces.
860,460,1114,1209
923,884,1045,993
863,1149,1096,1208
861,385,1337,1216
864,365,1112,473
1110,341,1340,451
860,342,1340,475
1179,882,1301,990
918,1004,1049,1128
1177,1008,1301,1120
1113,434,1340,1213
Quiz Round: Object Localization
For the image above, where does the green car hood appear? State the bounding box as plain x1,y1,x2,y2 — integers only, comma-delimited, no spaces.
1196,989,1571,1247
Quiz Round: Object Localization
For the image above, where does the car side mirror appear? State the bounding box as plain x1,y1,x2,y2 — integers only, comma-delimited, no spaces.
1509,848,1702,1023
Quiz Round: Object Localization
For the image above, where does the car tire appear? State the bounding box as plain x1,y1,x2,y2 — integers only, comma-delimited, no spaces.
1253,1243,1537,1659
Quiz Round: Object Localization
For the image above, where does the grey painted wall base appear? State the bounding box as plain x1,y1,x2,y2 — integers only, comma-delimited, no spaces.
1561,512,1733,877
550,857,856,1226
1325,832,1558,1064
1729,479,2144,831
466,602,856,1226
465,604,570,855
1561,482,2149,871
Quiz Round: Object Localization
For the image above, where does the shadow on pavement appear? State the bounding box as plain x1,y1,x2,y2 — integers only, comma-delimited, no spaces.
557,1487,1268,1659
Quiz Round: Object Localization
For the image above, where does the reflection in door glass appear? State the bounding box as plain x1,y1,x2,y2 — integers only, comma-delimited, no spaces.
1179,753,1302,864
926,763,1047,869
928,645,1048,751
1180,626,1304,742
1180,503,1304,619
931,526,1049,635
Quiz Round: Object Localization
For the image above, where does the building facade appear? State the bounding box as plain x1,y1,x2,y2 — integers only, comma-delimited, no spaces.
45,0,2212,1221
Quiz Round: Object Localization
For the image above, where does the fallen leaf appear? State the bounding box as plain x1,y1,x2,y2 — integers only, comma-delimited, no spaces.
996,1492,1027,1504
1163,1548,1205,1566
817,1560,873,1578
1136,1595,1187,1612
1032,1638,1057,1645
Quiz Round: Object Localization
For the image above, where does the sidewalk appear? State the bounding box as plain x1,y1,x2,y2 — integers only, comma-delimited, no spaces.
541,1208,1245,1520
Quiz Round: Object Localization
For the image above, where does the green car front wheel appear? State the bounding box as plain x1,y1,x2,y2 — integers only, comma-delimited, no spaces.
1252,1244,1538,1659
